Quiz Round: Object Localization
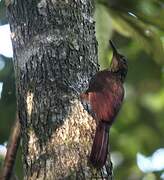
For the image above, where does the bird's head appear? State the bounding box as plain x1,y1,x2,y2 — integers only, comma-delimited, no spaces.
109,40,128,82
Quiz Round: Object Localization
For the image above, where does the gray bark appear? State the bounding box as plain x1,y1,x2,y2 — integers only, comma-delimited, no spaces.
6,0,112,179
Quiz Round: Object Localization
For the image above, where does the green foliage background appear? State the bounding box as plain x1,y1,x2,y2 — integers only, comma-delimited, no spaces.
0,0,164,179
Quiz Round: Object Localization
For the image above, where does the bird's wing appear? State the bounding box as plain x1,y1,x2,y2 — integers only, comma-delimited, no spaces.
88,86,124,124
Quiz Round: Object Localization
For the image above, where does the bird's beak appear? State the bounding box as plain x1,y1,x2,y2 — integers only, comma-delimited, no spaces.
109,40,119,71
109,40,118,56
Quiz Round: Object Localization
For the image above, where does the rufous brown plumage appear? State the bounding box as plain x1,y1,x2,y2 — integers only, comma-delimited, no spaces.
80,40,128,168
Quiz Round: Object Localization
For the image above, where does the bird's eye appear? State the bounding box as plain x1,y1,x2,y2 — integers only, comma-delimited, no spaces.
120,57,128,68
121,57,125,62
122,57,127,63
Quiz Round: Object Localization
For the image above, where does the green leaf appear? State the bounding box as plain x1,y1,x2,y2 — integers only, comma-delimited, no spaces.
109,9,164,64
141,89,164,112
95,4,113,69
137,11,164,31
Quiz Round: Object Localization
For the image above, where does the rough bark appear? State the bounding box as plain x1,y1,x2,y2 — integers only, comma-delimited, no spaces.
7,0,113,179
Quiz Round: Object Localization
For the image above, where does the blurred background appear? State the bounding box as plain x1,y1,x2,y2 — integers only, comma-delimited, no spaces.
0,0,164,179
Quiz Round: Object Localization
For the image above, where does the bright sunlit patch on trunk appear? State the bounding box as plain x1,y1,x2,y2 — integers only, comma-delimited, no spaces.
28,129,39,160
26,91,34,117
0,24,13,58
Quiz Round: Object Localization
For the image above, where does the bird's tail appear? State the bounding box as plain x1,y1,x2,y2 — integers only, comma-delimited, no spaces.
89,121,110,168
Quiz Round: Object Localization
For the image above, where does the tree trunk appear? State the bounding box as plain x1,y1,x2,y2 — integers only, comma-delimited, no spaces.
6,0,112,179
